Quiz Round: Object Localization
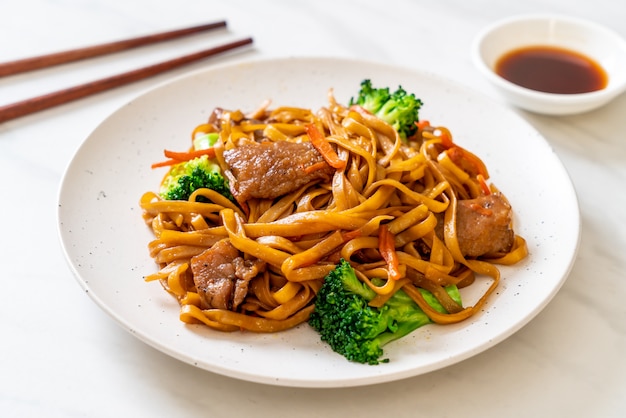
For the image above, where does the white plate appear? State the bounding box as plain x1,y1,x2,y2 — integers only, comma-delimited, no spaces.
57,57,580,388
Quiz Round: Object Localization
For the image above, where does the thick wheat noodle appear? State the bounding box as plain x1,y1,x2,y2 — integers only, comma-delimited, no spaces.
140,90,528,333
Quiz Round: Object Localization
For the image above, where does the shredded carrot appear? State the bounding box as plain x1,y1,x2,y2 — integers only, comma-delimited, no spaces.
438,130,454,149
415,120,431,131
303,161,328,174
477,174,491,195
469,203,493,217
150,148,216,169
447,146,489,178
151,159,180,169
305,124,345,170
379,225,402,280
341,229,362,242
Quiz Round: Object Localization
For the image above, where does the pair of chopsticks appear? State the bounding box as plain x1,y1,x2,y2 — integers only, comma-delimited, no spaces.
0,21,253,123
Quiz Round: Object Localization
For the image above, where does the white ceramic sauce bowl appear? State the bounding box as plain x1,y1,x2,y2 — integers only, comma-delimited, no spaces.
472,14,626,115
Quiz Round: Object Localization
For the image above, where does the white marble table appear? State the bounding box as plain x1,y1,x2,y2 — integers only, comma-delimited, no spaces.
2,1,625,416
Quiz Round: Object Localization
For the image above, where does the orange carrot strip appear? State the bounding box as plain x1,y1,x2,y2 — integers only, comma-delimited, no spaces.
415,120,430,131
477,174,491,196
447,146,489,178
341,229,362,242
465,148,489,178
469,203,493,217
303,161,328,174
463,147,488,178
151,147,217,169
305,124,346,170
151,159,180,169
379,224,402,280
163,147,216,161
438,130,454,149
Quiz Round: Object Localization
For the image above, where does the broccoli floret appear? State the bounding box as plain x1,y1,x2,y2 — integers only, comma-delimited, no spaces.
160,154,233,202
309,259,460,365
349,79,423,140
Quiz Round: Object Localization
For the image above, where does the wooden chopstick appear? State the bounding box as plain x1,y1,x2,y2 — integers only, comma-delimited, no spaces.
0,37,253,124
0,21,227,77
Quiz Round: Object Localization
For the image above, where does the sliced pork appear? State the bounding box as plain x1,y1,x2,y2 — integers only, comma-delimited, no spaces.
455,193,515,258
223,141,334,203
190,239,265,310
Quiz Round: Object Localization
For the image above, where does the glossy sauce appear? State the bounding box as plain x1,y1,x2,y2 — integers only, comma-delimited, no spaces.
495,45,608,94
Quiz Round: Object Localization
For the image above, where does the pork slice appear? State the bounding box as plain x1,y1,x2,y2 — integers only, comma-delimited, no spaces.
190,240,239,310
190,239,266,310
455,193,515,258
223,141,334,203
231,257,266,309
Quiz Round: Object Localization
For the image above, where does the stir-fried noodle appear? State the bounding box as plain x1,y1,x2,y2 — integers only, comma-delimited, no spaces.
140,90,528,333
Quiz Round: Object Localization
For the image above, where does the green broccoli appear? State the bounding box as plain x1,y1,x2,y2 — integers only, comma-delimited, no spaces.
159,154,233,202
349,79,423,140
309,259,460,365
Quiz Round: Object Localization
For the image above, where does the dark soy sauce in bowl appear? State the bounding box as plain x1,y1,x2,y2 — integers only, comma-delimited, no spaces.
495,45,608,94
